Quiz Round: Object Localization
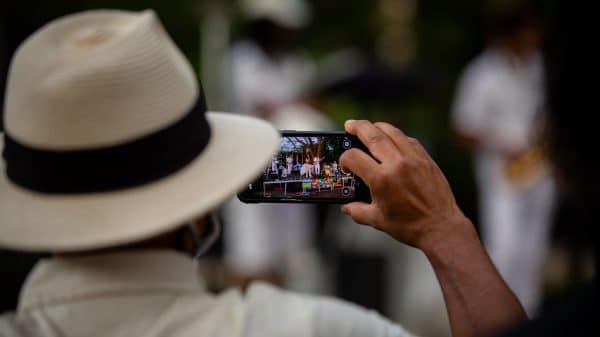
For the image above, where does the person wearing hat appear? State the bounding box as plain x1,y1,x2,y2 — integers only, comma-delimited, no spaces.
0,9,528,337
0,9,405,336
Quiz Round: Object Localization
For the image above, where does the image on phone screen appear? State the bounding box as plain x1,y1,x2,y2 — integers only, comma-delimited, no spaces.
238,132,370,204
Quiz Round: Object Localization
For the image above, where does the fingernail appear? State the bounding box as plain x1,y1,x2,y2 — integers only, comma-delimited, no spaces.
345,120,355,128
340,205,349,214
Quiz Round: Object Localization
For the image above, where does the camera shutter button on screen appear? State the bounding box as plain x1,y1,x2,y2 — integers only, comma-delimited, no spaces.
342,138,352,149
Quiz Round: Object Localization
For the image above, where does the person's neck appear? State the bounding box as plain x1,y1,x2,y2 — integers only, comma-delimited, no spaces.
497,44,535,68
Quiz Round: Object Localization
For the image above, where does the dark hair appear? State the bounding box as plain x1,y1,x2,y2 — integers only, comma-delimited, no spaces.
488,6,541,41
246,18,298,53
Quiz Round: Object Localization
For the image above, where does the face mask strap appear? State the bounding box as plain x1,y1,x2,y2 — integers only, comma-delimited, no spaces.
187,212,221,284
188,212,221,260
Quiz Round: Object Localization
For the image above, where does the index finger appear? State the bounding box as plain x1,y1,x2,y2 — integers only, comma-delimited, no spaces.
345,120,399,163
373,122,416,156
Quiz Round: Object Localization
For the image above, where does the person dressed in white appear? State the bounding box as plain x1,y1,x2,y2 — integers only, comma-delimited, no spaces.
302,158,313,178
271,156,279,176
223,0,315,122
331,161,339,177
452,9,555,315
313,156,323,176
299,162,307,177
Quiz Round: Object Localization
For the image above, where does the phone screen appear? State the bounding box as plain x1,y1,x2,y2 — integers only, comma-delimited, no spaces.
238,131,370,204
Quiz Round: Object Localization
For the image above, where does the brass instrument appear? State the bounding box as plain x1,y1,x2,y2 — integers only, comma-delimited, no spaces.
504,146,550,186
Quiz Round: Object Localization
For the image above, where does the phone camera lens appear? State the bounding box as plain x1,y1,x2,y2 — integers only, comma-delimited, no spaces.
342,139,352,149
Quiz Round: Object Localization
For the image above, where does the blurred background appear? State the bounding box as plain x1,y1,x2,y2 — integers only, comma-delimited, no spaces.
1,1,595,336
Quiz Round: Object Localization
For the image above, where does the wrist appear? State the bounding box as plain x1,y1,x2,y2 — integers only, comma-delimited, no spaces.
417,215,479,257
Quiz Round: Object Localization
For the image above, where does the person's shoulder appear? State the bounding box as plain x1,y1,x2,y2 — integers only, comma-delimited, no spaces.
462,49,506,78
244,282,415,337
455,50,508,99
242,283,316,336
246,283,366,314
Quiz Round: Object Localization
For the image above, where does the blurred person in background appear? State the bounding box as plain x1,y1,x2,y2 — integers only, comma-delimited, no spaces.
495,1,598,334
451,7,556,315
221,0,332,293
223,0,314,121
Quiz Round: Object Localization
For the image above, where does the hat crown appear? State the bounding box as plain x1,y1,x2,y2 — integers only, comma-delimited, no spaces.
4,10,198,150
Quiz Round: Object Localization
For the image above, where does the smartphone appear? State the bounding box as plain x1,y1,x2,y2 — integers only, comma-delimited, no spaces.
238,131,371,204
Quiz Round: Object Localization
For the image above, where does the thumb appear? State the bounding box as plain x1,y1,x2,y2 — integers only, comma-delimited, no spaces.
341,202,379,227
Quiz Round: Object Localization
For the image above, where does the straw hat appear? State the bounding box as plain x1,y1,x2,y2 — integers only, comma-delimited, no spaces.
0,9,280,252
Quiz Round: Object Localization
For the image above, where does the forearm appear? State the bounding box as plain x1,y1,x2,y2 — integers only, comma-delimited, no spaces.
338,120,527,336
420,217,526,337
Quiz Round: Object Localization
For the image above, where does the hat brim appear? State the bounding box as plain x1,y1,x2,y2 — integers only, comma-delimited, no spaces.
0,112,280,252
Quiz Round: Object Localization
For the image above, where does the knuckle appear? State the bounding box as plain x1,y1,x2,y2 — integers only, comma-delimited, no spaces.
415,157,428,167
373,121,392,129
391,158,407,172
407,137,420,147
391,157,421,174
365,132,386,145
425,159,438,171
407,158,420,169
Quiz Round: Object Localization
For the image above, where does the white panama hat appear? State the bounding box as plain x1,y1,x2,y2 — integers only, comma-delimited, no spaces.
0,9,280,252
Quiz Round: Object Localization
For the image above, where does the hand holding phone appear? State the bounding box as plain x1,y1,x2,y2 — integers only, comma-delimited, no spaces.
238,131,371,204
339,120,467,249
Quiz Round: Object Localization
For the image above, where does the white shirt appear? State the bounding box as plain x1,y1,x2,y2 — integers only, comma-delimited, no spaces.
452,49,544,155
0,250,414,337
